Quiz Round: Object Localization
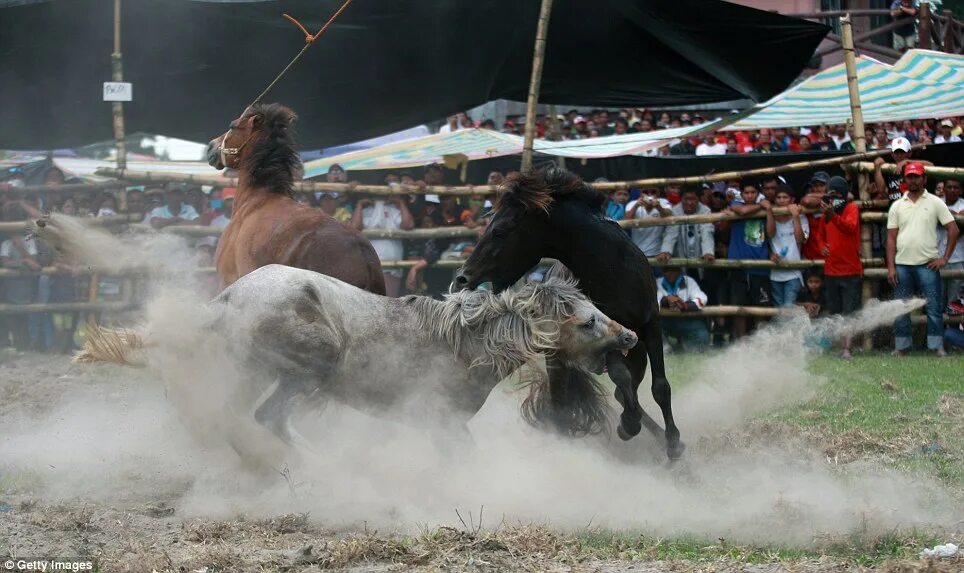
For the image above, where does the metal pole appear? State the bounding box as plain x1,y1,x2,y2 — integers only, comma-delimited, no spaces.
112,0,127,172
520,0,554,174
842,14,874,350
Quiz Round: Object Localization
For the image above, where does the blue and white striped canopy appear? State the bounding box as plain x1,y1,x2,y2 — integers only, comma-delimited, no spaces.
728,49,964,130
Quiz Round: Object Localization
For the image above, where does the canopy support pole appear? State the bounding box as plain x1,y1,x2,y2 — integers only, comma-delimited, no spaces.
842,14,874,350
521,0,554,174
111,0,127,173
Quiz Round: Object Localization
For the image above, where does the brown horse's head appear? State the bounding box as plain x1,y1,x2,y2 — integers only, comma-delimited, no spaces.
207,103,301,195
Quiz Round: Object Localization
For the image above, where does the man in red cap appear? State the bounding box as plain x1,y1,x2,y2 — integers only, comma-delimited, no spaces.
886,162,960,356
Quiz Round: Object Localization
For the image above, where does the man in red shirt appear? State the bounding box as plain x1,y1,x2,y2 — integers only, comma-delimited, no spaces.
801,171,830,260
821,176,864,358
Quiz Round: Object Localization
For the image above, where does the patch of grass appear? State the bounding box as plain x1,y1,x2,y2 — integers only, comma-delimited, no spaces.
576,528,944,566
782,355,964,489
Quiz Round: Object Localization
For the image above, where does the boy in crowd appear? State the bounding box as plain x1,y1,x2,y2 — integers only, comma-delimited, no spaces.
723,183,771,338
765,184,809,307
656,265,710,352
606,187,630,221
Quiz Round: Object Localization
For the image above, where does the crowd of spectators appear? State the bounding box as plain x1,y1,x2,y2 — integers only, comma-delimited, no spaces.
443,108,962,158
1,108,962,355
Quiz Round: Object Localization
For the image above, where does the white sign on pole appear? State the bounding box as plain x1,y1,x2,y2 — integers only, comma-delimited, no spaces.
103,82,133,102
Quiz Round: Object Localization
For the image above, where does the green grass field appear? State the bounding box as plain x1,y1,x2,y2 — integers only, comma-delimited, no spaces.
576,353,964,566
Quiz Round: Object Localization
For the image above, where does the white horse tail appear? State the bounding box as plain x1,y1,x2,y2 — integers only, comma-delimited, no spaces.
73,325,149,367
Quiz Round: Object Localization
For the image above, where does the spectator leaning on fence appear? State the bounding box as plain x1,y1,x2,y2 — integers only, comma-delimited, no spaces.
723,184,771,339
890,0,918,52
765,184,809,309
801,172,830,261
626,188,672,265
887,162,959,357
822,176,864,359
656,265,710,352
938,179,964,304
149,185,200,229
657,188,714,270
352,192,414,297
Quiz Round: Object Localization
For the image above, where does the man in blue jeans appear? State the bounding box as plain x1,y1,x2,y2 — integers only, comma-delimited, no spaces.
886,162,959,356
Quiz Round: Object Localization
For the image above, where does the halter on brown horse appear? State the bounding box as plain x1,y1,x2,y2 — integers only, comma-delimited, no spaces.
207,103,385,293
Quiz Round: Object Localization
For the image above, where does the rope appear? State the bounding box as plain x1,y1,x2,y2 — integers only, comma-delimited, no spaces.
249,0,355,107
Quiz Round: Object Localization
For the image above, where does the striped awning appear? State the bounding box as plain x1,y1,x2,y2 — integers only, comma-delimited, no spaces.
727,49,964,130
302,120,728,177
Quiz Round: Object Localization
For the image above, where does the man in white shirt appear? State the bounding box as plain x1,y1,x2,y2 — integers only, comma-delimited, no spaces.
149,185,200,229
351,195,414,297
625,188,672,263
938,179,964,305
656,266,710,352
695,134,726,156
934,119,962,144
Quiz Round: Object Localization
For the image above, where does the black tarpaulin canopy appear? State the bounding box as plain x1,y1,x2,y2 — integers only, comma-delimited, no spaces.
0,0,828,149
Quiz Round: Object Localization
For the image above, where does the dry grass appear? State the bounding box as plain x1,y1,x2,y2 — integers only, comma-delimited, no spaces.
72,325,146,367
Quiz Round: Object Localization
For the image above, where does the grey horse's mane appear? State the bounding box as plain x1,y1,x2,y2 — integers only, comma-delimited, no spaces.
408,276,587,379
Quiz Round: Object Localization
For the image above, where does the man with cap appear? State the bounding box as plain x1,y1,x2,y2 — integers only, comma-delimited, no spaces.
934,119,961,144
887,162,959,356
873,137,934,258
873,137,933,204
821,176,864,358
799,171,831,261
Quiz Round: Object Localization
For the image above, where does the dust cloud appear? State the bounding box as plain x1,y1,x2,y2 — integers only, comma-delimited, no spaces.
2,216,957,546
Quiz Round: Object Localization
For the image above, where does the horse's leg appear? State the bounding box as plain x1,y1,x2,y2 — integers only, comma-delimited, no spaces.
253,376,304,446
610,349,664,441
640,320,684,460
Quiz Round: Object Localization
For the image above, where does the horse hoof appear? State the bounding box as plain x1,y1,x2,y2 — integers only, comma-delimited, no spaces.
617,420,641,441
667,440,686,461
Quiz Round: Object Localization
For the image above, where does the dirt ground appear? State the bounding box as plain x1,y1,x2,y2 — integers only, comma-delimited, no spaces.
0,353,960,573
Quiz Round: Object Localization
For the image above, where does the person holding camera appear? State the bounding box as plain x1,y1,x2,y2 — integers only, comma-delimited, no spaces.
821,176,863,358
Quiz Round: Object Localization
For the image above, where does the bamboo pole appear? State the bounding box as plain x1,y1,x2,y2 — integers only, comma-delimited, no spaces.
847,162,964,179
5,299,957,325
16,259,963,276
12,206,956,239
0,301,137,315
843,13,874,352
520,0,554,174
11,181,132,195
111,0,127,172
95,146,915,198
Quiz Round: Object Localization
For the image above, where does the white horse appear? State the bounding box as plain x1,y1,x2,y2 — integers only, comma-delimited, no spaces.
83,264,637,464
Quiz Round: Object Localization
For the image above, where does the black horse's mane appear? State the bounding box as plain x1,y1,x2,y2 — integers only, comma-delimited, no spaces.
241,103,302,197
495,167,607,214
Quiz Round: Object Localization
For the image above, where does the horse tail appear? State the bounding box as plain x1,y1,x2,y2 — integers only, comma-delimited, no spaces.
73,325,149,368
521,358,609,437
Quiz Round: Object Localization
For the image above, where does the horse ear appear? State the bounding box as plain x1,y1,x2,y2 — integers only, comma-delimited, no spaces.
543,262,574,283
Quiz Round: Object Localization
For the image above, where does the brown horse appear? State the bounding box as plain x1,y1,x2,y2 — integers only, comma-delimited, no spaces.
206,103,385,293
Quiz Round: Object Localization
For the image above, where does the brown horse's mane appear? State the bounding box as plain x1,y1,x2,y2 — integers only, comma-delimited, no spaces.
494,167,607,215
241,103,302,197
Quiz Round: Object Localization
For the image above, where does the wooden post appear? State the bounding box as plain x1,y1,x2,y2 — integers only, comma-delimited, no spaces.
520,0,554,174
112,0,127,171
919,2,932,50
842,14,874,350
942,10,955,52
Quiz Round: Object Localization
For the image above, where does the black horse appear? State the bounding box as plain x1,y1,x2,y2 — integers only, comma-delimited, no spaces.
454,167,683,460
